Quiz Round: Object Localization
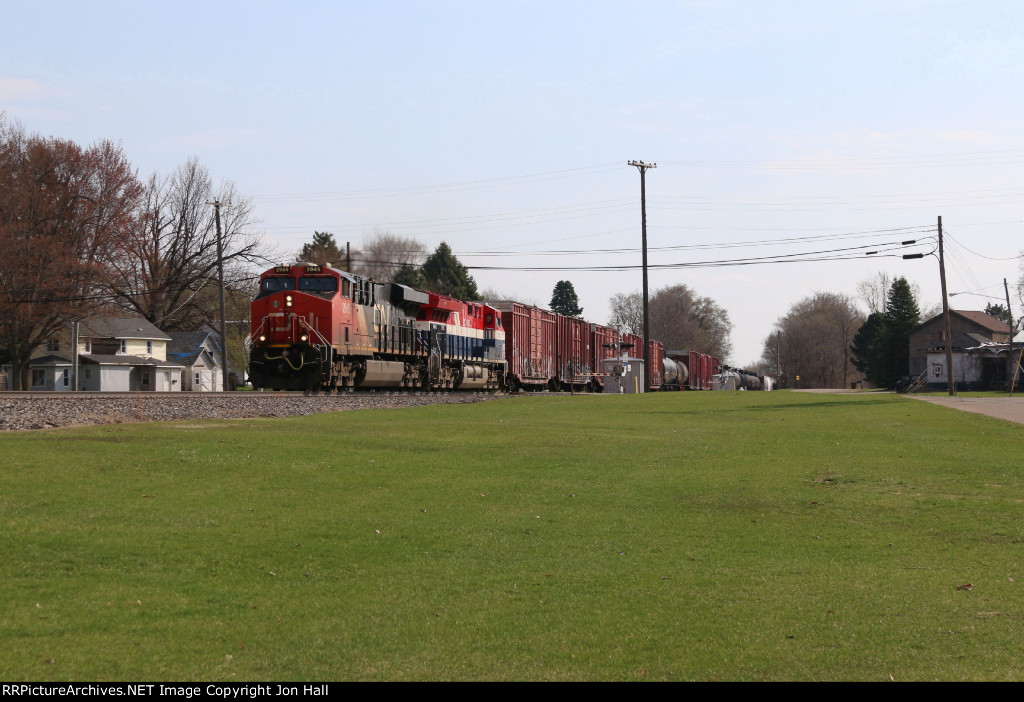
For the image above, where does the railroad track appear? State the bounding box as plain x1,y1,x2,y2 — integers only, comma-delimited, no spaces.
0,390,508,432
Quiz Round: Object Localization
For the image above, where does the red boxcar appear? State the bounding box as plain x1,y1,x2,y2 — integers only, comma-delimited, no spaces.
648,340,665,389
589,324,619,369
489,301,557,390
556,315,593,389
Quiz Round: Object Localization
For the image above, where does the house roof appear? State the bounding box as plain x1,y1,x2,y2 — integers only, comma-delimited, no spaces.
80,317,171,341
954,310,1014,333
80,354,185,369
28,354,73,367
924,332,992,352
167,331,222,366
911,309,1016,337
29,354,185,369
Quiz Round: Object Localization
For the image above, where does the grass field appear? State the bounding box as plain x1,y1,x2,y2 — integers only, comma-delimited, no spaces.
1,391,1022,681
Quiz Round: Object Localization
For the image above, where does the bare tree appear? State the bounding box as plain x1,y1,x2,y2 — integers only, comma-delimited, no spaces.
107,158,272,332
610,285,733,360
358,230,426,282
608,291,643,335
651,284,733,360
762,292,863,389
856,271,893,314
0,118,143,389
479,288,541,306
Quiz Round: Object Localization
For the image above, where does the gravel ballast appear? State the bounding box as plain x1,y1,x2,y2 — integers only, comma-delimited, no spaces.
0,392,505,432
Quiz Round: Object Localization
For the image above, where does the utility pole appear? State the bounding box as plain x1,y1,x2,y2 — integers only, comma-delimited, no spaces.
71,321,79,391
209,200,231,392
628,160,656,393
1005,277,1015,397
938,216,955,396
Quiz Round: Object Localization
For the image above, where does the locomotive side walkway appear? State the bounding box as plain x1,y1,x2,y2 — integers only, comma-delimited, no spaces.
794,388,1024,426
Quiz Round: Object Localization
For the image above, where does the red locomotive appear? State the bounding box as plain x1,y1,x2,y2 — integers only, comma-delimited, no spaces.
249,263,506,391
248,262,691,393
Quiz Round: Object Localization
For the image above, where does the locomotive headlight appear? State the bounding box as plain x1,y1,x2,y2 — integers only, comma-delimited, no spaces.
300,334,308,342
258,335,266,342
285,295,293,307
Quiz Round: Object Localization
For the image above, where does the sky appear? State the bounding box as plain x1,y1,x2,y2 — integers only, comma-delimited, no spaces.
3,0,1023,364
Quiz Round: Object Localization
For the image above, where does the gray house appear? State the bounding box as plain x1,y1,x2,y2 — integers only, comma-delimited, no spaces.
167,330,225,391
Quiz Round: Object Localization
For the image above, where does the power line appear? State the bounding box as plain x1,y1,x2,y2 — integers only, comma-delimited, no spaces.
249,163,622,203
465,239,930,272
459,225,934,257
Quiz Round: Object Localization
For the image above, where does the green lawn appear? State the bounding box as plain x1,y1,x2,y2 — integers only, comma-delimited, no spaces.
1,391,1022,681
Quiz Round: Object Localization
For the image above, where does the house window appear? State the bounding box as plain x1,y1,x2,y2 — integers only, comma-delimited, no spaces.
45,339,60,353
142,370,151,388
147,341,153,355
32,369,45,386
62,369,69,387
195,372,201,387
120,340,126,354
84,367,92,381
83,341,92,354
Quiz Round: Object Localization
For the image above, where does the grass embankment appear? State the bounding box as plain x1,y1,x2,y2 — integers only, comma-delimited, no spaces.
1,391,1022,681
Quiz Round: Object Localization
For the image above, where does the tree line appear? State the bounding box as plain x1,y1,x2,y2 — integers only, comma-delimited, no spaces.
0,117,270,390
757,275,926,389
297,231,482,301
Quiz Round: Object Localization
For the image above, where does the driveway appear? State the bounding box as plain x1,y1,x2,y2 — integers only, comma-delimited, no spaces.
907,395,1024,426
793,388,1024,426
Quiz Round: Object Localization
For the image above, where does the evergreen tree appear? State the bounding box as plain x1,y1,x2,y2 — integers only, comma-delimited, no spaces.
874,277,921,387
298,231,344,266
984,302,1012,326
392,262,425,289
549,280,583,316
420,242,480,300
850,312,884,382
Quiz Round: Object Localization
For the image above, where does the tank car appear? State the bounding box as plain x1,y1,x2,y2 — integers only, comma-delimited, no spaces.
249,263,506,391
661,357,689,390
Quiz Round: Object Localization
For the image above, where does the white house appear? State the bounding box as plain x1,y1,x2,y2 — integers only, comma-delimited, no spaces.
19,317,185,391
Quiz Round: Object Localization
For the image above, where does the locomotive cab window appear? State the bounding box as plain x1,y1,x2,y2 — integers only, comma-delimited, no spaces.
261,277,295,292
298,276,338,293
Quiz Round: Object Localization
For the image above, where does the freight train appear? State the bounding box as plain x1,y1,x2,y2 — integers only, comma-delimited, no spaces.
248,263,506,391
247,262,748,393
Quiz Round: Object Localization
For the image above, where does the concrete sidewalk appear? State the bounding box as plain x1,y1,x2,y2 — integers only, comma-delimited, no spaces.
907,395,1024,426
793,388,1024,426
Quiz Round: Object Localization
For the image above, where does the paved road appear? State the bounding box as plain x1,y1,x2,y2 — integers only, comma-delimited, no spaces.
794,388,1024,426
907,395,1024,426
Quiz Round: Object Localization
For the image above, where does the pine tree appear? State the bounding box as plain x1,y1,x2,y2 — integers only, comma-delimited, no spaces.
392,263,425,289
420,242,480,300
874,277,921,387
850,312,884,382
298,231,344,266
984,302,1012,326
549,280,583,316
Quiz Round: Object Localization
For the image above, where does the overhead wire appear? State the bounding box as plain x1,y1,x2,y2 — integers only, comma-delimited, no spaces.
458,225,934,257
249,162,623,203
465,238,931,272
